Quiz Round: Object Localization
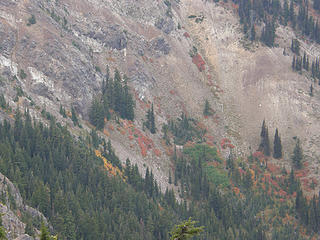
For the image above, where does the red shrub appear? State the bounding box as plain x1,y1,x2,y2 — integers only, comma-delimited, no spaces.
183,32,190,38
153,149,161,157
192,54,206,72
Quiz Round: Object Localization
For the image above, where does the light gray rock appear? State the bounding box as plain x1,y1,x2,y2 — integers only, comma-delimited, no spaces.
14,234,33,240
155,17,175,34
150,37,170,55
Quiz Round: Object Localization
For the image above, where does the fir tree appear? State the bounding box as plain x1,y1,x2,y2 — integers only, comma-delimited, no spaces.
283,0,289,26
259,120,271,156
292,138,303,169
40,224,55,240
250,25,256,41
273,128,283,159
315,0,320,11
292,55,296,70
170,218,204,240
145,103,156,134
290,0,296,28
203,99,213,116
71,107,78,126
150,104,156,134
89,97,105,130
59,105,66,118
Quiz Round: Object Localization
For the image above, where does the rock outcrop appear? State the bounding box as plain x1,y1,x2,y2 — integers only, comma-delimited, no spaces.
0,172,48,240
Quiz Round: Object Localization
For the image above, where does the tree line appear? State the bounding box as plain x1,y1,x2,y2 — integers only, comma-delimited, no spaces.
89,67,135,130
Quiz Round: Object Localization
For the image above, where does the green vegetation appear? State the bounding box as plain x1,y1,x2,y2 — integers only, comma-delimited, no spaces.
0,94,9,110
292,138,303,169
144,103,156,134
0,214,6,240
203,99,213,117
259,120,270,156
95,66,101,73
183,144,221,163
71,106,78,126
27,15,36,26
170,218,204,240
0,106,317,239
89,67,135,129
237,0,320,47
71,41,80,50
14,86,25,102
164,113,206,145
203,164,229,188
0,112,178,239
273,128,283,159
19,70,27,80
59,105,66,118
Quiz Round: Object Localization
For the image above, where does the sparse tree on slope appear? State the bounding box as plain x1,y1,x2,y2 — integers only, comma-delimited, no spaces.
170,218,204,240
273,128,282,159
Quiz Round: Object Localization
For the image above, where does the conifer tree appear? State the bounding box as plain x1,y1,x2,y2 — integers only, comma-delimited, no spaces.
71,107,78,126
150,104,156,134
89,97,105,130
59,105,66,118
314,0,320,11
292,55,296,70
250,25,256,41
290,0,296,28
203,99,213,116
273,128,283,159
259,120,271,156
292,138,303,169
283,0,289,26
170,218,204,240
144,103,156,134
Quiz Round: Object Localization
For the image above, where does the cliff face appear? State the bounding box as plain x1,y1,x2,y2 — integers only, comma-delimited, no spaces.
1,0,320,195
0,172,48,240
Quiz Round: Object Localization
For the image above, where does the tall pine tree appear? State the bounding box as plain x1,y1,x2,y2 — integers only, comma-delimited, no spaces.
259,120,271,156
292,138,303,169
273,128,283,159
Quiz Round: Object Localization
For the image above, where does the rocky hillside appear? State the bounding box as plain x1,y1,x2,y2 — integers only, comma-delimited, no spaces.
0,172,48,240
1,0,320,195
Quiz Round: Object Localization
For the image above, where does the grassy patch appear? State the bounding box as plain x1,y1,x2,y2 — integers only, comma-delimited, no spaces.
203,164,229,188
183,144,221,163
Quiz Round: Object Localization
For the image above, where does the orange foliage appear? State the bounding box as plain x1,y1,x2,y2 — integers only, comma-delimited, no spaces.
95,150,123,178
208,161,219,167
233,187,240,195
184,141,195,148
138,137,147,157
103,129,110,136
134,128,155,157
295,169,309,178
267,163,280,174
252,151,264,161
278,189,287,197
249,169,255,181
128,135,134,141
206,141,215,147
64,110,71,118
153,148,162,157
220,138,234,149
